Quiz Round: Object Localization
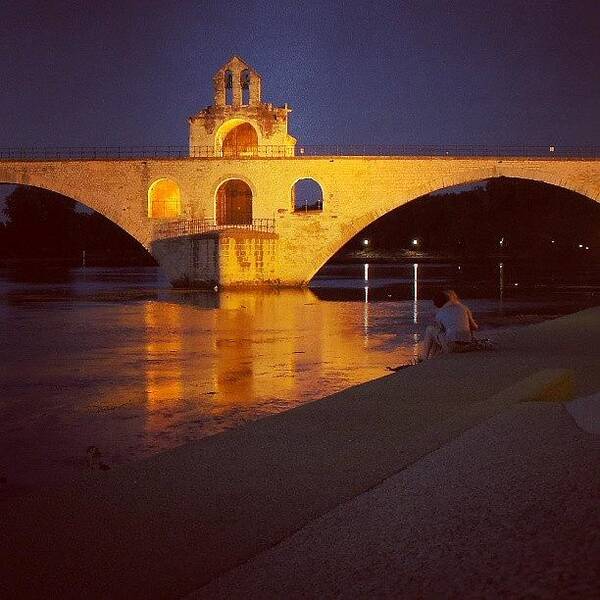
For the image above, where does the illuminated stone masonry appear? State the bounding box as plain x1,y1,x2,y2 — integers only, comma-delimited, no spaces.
189,56,296,157
1,56,599,287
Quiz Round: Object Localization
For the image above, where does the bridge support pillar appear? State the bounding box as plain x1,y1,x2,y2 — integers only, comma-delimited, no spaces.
150,231,280,288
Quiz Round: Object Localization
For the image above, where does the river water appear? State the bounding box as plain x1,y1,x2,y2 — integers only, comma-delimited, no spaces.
1,261,598,497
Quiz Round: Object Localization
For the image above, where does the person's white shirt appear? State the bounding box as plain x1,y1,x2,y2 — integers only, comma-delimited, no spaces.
435,301,472,342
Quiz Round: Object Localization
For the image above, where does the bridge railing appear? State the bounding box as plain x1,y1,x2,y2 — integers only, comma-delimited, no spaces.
0,144,599,160
154,218,276,239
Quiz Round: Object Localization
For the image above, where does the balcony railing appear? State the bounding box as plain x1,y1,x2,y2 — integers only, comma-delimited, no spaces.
0,144,598,160
155,218,276,239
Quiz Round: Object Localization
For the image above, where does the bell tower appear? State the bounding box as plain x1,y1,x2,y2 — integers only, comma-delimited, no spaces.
189,56,296,157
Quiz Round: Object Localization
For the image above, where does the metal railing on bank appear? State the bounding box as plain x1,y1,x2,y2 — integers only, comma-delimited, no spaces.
155,218,276,239
0,144,599,161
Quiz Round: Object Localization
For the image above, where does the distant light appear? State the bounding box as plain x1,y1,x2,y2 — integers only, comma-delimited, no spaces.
549,145,555,152
412,239,419,246
499,237,504,247
458,266,461,270
578,244,583,248
514,283,519,286
551,240,555,244
585,246,590,250
363,239,369,246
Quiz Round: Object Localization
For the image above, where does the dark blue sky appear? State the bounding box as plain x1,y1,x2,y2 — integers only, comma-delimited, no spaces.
1,0,599,148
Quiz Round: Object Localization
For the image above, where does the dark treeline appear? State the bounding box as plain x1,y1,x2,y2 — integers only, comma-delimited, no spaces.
340,177,600,260
0,186,155,265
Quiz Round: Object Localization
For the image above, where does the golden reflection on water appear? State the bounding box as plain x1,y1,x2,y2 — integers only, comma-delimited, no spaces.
4,262,595,494
143,301,185,432
141,288,410,433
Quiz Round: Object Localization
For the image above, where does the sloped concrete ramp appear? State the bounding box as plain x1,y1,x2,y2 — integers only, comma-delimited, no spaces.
191,401,600,599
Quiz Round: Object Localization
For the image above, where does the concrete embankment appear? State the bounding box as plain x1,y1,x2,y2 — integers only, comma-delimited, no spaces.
2,308,600,599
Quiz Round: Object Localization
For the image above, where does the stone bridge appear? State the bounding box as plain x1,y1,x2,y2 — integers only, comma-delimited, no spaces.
2,56,599,287
1,154,599,286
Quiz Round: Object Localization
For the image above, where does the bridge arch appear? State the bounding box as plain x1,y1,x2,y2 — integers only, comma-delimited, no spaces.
0,183,156,260
0,160,157,252
301,171,600,284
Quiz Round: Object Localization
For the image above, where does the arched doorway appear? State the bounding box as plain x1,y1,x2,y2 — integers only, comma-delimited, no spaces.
222,123,258,157
216,179,253,225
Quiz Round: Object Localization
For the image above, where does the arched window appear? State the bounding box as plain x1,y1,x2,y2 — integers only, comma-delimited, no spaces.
222,122,258,157
241,69,251,105
216,179,252,225
292,179,324,212
225,69,233,105
148,178,181,219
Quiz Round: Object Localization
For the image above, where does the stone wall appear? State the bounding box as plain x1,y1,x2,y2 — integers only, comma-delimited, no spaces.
219,231,279,287
151,234,219,286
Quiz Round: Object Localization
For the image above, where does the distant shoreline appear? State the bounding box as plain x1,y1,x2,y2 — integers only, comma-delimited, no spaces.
331,250,591,264
0,251,596,268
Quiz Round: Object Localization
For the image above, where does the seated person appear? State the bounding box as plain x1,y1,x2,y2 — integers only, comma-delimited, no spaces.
419,290,478,360
445,289,478,336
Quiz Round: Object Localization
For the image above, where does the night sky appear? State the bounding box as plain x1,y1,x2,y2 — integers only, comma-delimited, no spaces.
1,0,599,148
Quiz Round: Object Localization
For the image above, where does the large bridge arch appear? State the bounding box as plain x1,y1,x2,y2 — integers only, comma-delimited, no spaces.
0,181,155,265
0,180,156,262
294,163,600,284
0,160,159,249
0,180,145,242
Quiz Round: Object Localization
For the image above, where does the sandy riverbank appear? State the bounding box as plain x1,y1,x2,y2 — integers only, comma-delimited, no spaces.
2,307,599,598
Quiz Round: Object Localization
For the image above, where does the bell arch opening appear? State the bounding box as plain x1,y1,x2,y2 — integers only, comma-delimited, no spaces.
148,178,182,219
217,120,259,157
215,179,253,225
292,178,324,212
241,69,251,106
224,69,234,106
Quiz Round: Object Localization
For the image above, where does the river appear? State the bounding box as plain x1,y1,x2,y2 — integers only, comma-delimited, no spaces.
1,260,598,497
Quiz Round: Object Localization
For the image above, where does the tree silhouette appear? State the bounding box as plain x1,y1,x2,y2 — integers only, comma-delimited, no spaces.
338,178,600,259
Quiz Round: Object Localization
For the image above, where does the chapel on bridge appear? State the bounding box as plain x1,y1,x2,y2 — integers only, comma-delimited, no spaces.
188,56,297,157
